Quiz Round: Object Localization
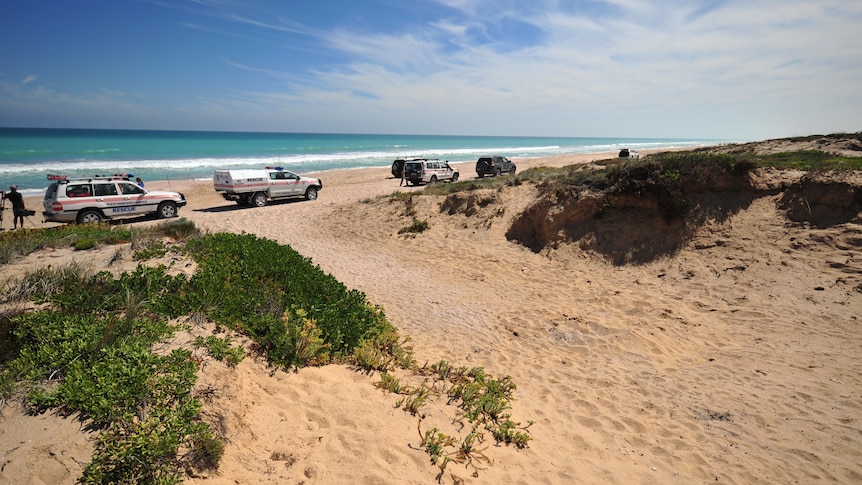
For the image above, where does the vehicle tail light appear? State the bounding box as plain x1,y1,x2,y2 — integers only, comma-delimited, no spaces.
51,202,63,211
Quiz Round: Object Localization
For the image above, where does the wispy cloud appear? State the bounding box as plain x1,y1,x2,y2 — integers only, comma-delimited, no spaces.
4,0,860,136
225,0,861,135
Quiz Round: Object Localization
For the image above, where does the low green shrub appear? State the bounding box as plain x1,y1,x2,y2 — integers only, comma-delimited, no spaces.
157,217,200,240
0,249,220,483
73,237,97,250
183,232,394,365
194,335,246,367
133,240,168,261
354,327,415,372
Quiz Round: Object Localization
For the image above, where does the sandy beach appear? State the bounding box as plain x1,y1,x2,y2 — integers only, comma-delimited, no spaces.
2,144,862,484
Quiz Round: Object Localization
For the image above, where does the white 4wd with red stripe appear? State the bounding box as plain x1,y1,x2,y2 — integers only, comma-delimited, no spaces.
42,174,187,224
213,167,322,207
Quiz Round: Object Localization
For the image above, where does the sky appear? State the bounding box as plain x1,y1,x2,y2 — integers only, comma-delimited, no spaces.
1,0,860,140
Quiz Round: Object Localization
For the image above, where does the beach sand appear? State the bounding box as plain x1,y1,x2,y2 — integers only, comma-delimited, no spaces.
2,146,861,484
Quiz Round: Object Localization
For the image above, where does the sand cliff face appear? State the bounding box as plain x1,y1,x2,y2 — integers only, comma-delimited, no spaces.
503,167,862,266
3,141,862,484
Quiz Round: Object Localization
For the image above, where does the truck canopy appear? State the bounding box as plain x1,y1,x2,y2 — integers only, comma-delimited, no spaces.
213,169,270,192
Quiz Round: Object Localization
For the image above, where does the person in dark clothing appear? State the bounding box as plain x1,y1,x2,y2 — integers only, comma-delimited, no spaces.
4,185,26,229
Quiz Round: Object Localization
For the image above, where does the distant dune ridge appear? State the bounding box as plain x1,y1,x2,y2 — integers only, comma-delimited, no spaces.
2,134,861,484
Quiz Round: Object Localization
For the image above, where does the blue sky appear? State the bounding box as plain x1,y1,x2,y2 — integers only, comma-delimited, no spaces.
1,0,860,139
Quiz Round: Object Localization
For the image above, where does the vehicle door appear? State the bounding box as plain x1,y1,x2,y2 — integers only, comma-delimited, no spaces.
284,172,304,196
404,162,422,181
441,162,454,180
62,183,94,213
43,183,59,213
66,183,93,199
117,182,148,214
428,161,439,182
269,171,291,197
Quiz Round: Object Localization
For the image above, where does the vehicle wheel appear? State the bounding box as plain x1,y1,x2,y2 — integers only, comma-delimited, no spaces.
77,209,103,224
157,202,178,219
510,165,517,175
478,172,485,178
495,168,502,176
451,172,459,182
305,187,318,200
251,192,268,207
429,175,438,185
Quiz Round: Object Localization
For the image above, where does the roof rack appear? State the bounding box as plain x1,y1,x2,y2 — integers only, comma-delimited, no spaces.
47,173,135,183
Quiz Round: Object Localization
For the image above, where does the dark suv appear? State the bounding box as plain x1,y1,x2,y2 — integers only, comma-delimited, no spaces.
476,156,516,178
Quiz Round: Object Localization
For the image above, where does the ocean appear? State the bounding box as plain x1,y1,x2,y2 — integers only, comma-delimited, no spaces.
0,128,730,197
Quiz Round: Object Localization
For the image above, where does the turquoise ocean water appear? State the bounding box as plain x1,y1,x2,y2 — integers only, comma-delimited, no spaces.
0,128,731,197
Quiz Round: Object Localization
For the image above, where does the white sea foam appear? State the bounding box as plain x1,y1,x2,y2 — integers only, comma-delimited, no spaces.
2,138,726,194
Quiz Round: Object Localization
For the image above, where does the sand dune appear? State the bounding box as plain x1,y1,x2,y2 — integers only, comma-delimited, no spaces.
2,145,861,484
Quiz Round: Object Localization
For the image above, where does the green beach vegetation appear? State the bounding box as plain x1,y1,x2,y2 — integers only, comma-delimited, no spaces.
415,144,862,229
421,144,862,198
0,219,531,483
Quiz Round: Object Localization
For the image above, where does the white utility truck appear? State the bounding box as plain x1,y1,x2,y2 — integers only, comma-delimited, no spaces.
213,167,323,207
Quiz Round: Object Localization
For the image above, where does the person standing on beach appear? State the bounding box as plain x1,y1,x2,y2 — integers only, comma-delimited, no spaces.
3,185,26,229
136,177,145,188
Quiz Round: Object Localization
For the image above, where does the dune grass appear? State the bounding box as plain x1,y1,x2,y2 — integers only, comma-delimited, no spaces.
419,142,862,199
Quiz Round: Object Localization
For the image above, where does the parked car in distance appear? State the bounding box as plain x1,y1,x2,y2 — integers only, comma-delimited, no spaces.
476,156,516,178
618,148,640,159
402,159,459,185
392,157,434,179
42,173,187,224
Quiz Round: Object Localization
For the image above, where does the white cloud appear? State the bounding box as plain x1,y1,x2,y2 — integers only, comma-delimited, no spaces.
5,0,860,137
265,0,861,136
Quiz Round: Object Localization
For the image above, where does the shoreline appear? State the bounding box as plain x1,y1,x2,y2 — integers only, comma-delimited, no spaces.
13,149,637,230
0,128,727,195
9,146,691,199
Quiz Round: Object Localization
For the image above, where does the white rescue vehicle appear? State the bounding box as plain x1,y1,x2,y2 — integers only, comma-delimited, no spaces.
213,167,323,207
42,173,187,224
